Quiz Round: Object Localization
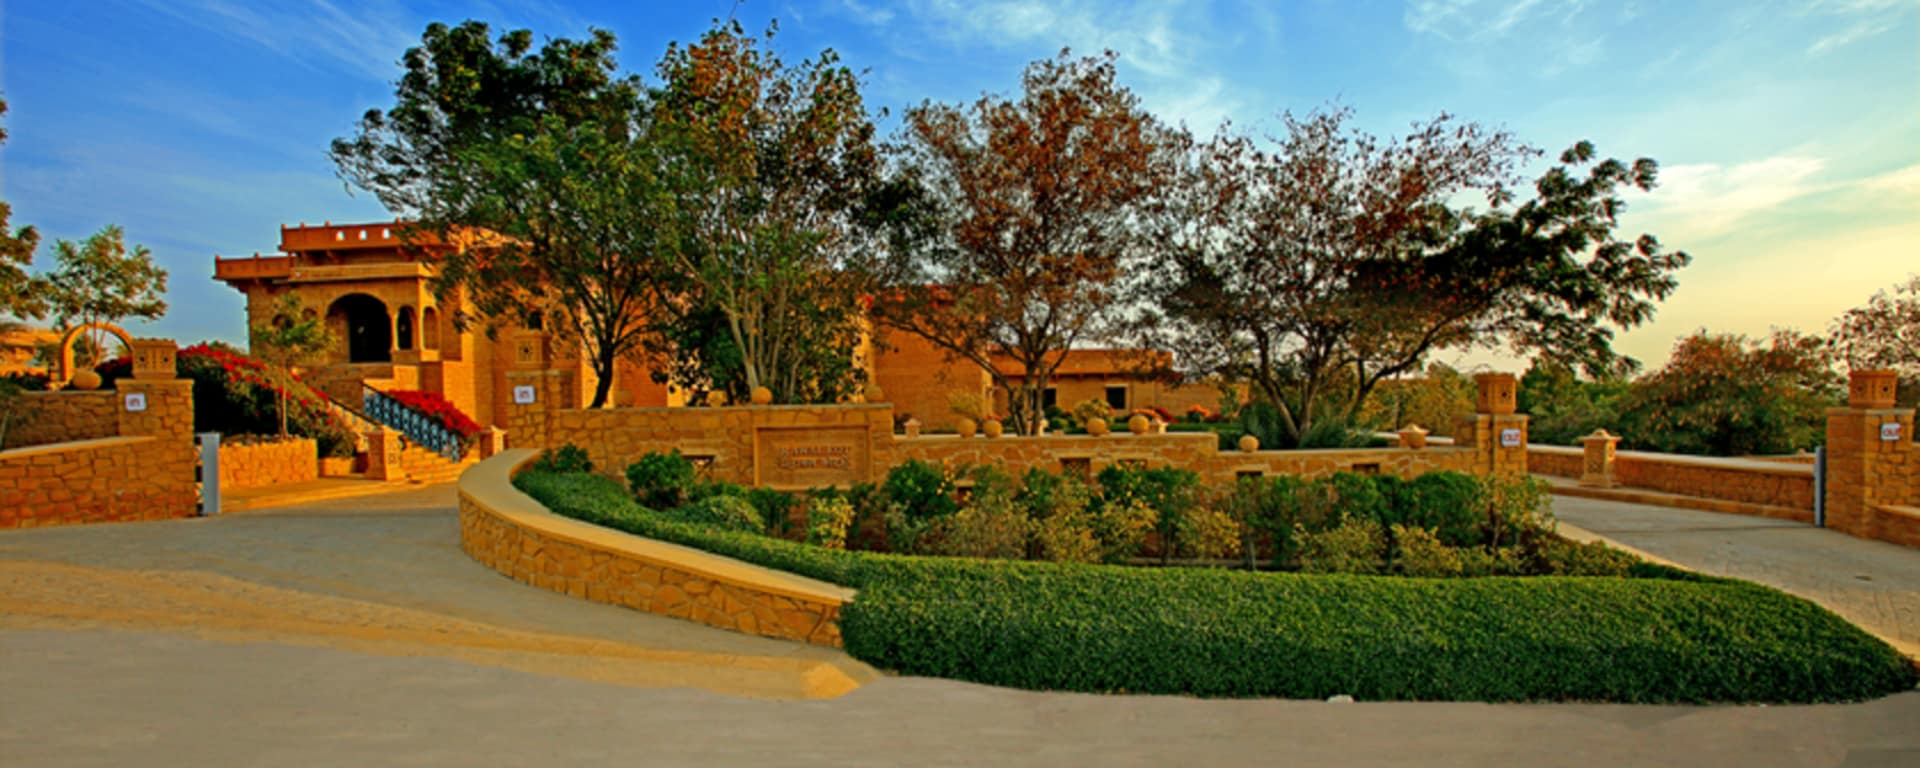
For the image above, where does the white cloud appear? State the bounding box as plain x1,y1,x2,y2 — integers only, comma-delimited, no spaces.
1402,0,1590,41
1631,155,1828,240
1801,0,1915,54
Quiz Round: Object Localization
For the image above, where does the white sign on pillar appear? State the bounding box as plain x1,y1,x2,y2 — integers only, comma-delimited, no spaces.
1883,422,1904,442
1499,428,1523,448
512,385,537,405
123,393,148,412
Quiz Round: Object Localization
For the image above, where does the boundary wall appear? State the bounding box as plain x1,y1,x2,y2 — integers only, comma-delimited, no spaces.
1,359,197,528
505,369,1529,488
459,450,851,646
1531,445,1815,522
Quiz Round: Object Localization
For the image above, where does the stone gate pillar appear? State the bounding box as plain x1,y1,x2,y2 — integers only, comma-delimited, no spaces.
1824,370,1917,541
1579,429,1620,488
1456,372,1529,477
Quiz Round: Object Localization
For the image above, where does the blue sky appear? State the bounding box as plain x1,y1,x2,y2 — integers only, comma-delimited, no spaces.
2,0,1915,370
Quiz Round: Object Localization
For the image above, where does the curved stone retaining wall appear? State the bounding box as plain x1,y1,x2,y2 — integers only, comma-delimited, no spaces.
458,450,853,647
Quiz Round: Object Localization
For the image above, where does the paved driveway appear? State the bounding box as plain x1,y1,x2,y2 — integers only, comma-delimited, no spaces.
1553,494,1920,658
2,486,1917,766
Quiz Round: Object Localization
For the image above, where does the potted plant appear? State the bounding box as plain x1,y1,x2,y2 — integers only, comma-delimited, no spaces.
1073,399,1112,436
949,389,990,438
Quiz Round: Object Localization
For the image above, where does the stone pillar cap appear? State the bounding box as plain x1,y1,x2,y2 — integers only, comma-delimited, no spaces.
1583,429,1617,439
1399,423,1429,434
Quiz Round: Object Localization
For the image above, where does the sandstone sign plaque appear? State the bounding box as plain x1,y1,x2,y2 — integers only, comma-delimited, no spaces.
755,426,871,489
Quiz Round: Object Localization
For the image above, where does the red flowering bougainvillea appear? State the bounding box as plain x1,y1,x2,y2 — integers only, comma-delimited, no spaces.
381,389,485,442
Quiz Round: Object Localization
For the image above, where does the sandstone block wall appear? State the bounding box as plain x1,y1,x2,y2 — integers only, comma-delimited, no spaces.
460,451,847,646
2,378,202,528
365,429,480,484
1532,444,1815,517
218,436,317,490
887,431,1476,485
0,437,196,527
4,391,117,450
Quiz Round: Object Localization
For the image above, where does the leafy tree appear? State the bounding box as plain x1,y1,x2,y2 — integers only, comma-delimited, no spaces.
44,225,167,366
1829,275,1920,406
1143,107,1688,446
1516,358,1627,445
1359,362,1477,432
649,20,882,403
1618,330,1839,456
330,21,672,408
250,294,335,436
1,98,47,321
877,51,1175,434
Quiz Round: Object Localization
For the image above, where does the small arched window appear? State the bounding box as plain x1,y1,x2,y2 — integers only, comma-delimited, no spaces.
396,305,417,351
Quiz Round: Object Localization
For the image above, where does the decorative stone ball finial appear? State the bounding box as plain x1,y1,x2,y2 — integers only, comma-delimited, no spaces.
750,386,774,406
1398,423,1429,450
1238,434,1260,453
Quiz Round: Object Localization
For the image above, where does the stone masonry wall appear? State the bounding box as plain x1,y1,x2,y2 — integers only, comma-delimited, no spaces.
1,378,197,528
4,390,117,450
1532,444,1814,515
218,436,318,490
887,431,1477,485
365,429,480,484
460,452,846,646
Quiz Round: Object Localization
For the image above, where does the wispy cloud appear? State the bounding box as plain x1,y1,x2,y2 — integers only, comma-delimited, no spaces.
133,0,419,82
1800,0,1915,55
823,0,1243,131
1631,155,1828,240
1401,0,1612,79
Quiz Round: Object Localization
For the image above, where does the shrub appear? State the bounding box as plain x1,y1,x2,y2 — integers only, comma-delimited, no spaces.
1404,471,1484,547
1528,536,1638,577
1071,398,1111,424
1097,463,1203,563
840,564,1918,703
1298,519,1386,574
882,459,957,521
626,450,697,510
1482,473,1554,549
745,487,800,539
1392,525,1464,577
665,494,764,535
1175,505,1243,562
804,494,856,550
530,444,593,474
1093,499,1157,564
176,342,356,457
515,469,1920,703
924,486,1033,560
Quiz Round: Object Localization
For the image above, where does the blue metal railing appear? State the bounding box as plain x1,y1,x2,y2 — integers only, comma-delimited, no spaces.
361,384,466,461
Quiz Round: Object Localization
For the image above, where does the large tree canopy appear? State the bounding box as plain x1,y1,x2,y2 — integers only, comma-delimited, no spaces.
648,20,883,404
878,50,1176,433
330,21,673,408
1,99,47,321
1142,107,1689,446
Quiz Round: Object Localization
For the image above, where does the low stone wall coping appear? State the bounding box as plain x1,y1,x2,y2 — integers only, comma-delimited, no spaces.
460,450,855,606
0,435,155,461
893,431,1216,445
1529,444,1812,478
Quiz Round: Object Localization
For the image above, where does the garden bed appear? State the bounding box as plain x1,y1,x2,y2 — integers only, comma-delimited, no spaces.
513,465,1918,703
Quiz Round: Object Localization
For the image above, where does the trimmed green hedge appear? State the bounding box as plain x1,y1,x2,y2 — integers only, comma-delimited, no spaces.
513,470,1917,703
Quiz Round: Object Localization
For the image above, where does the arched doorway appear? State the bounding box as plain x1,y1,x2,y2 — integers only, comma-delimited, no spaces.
327,294,392,363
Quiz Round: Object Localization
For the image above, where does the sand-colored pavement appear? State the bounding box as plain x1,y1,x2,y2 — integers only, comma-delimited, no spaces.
4,484,1920,766
1553,493,1920,659
0,484,874,700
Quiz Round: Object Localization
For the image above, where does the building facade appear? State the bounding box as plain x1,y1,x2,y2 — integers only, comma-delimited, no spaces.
215,220,1229,430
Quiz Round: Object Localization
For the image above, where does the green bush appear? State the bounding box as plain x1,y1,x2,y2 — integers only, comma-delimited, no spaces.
530,444,593,474
665,494,764,535
841,565,1919,704
883,459,958,521
626,450,697,510
805,494,855,550
1299,519,1386,574
1404,472,1484,547
514,469,1918,703
745,487,800,538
